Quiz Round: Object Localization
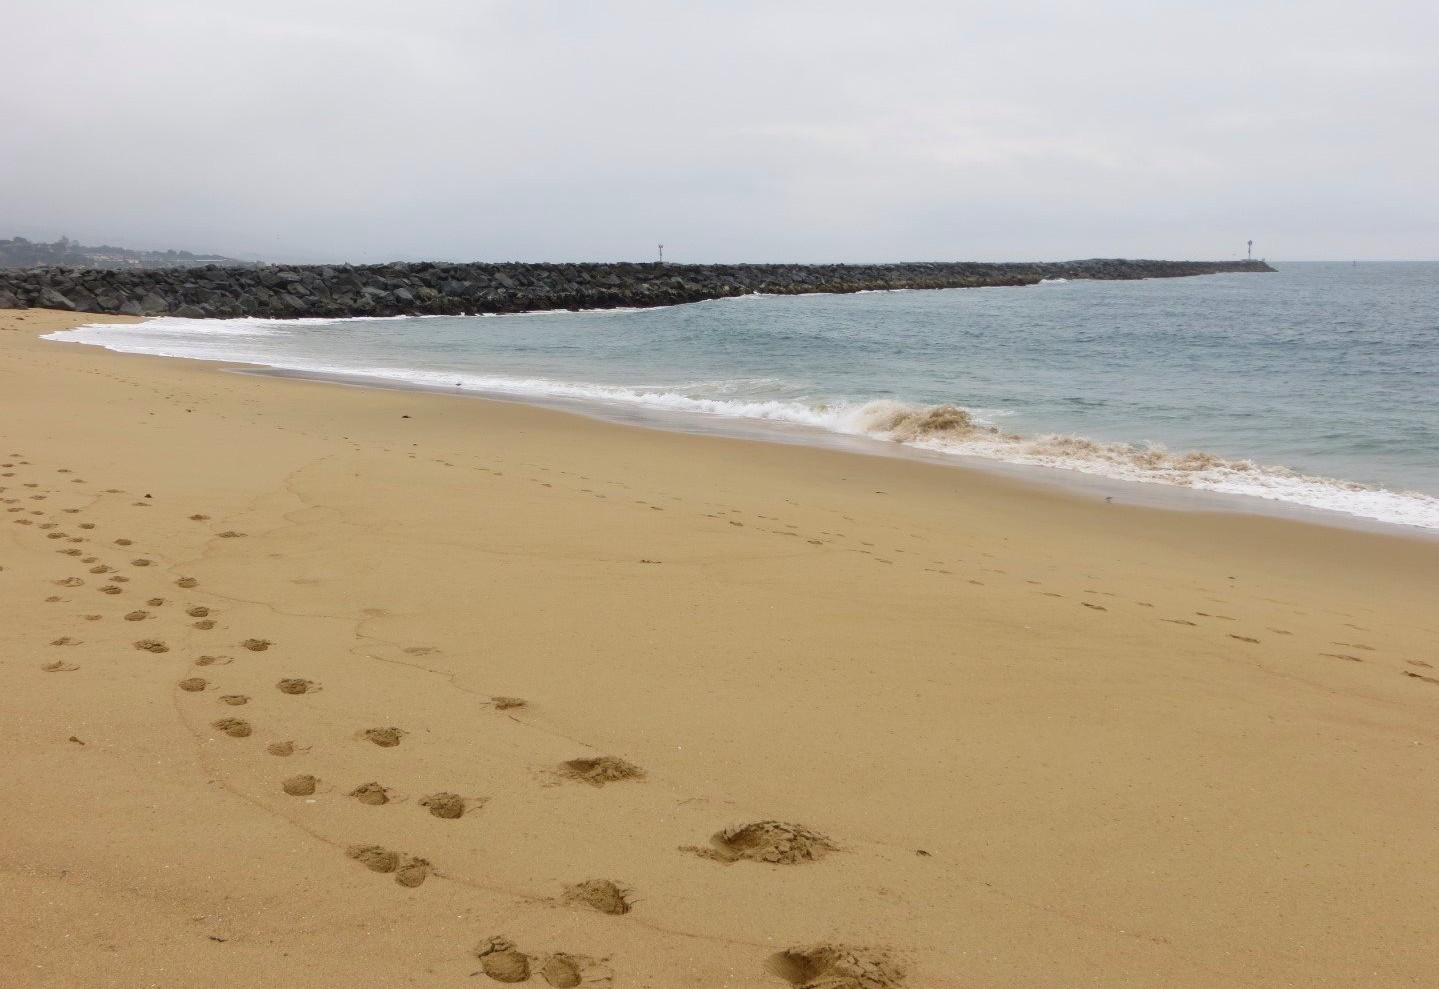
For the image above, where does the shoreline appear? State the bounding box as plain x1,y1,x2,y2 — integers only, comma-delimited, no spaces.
5,307,1439,988
43,307,1439,539
241,364,1439,542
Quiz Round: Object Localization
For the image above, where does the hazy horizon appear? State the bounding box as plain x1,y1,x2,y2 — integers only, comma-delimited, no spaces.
5,1,1435,264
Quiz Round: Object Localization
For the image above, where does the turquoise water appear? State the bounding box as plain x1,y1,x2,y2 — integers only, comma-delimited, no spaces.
48,262,1439,529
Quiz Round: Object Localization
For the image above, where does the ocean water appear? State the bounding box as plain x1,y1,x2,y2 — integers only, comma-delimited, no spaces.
46,262,1439,530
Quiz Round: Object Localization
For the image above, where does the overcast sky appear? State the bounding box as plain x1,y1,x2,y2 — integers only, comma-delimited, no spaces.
4,1,1435,263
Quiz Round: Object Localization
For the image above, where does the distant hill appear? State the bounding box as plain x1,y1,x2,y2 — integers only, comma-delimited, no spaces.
0,235,240,270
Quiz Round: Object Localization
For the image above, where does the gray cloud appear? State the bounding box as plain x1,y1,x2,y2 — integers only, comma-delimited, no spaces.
4,0,1435,262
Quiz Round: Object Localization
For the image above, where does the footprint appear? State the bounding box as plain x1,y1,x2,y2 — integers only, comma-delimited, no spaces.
178,677,208,692
281,774,318,796
346,845,429,887
688,821,837,864
363,727,406,748
217,530,246,538
395,857,431,888
536,953,606,988
211,718,252,738
241,638,271,652
347,844,399,873
475,937,531,983
349,782,394,805
193,620,216,630
420,792,475,819
176,577,198,588
124,610,150,622
133,639,169,653
187,606,210,618
41,661,80,672
562,879,631,915
560,756,644,786
194,654,232,667
490,695,526,710
276,678,319,695
768,944,904,989
131,558,152,567
219,694,249,706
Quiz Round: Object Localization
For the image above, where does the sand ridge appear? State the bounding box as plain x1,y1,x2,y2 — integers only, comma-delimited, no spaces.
2,308,1439,987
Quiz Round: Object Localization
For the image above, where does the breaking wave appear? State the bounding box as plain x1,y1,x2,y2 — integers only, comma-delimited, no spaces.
42,317,1439,532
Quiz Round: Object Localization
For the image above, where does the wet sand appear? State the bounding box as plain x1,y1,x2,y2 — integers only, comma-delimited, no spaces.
3,307,1438,988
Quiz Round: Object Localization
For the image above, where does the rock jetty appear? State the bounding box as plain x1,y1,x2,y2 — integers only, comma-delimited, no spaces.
0,259,1273,320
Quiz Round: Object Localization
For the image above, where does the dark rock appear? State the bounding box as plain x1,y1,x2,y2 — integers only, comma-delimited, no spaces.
68,289,99,312
139,293,169,315
38,287,77,310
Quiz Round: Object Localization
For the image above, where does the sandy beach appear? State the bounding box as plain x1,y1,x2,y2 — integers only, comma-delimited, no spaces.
4,307,1438,988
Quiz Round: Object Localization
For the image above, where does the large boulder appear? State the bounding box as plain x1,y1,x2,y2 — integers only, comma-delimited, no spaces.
67,289,100,313
139,292,170,315
38,287,77,310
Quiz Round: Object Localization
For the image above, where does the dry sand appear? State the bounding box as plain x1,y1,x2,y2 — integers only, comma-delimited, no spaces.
2,307,1437,988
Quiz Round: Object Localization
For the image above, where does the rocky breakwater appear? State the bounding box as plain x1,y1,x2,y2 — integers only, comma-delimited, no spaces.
0,259,1274,320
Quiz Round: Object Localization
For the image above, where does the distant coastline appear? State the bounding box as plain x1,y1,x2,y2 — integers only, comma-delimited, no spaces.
0,234,238,271
0,258,1273,320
